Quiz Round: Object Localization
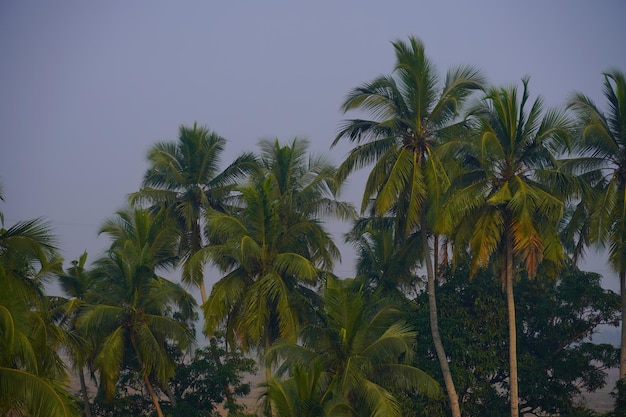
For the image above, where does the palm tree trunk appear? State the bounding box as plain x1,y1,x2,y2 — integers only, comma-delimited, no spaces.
434,234,439,279
78,368,93,417
199,279,208,304
194,222,208,304
422,227,461,417
619,270,626,379
220,340,237,412
130,333,166,417
505,228,519,417
264,327,274,417
143,372,166,417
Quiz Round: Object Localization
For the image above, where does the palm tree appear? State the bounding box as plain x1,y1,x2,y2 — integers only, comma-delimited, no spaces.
56,252,95,417
257,138,354,232
78,208,196,417
442,78,571,417
345,215,421,305
0,198,79,417
332,36,484,417
566,69,626,380
266,276,440,417
191,139,352,398
262,364,351,417
129,123,256,303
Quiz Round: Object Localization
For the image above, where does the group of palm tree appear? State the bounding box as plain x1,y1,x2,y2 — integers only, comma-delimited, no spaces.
1,35,625,417
332,37,626,417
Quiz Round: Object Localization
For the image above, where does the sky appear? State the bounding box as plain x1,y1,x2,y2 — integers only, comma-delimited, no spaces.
1,1,626,309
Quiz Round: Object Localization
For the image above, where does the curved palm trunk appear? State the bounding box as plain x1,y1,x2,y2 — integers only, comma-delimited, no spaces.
505,227,519,417
131,334,166,417
422,227,461,417
78,368,93,417
143,372,166,417
264,327,275,417
619,270,626,379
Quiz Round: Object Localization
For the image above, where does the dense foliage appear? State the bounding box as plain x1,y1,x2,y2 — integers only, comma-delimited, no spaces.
409,263,620,416
92,336,256,417
1,37,625,417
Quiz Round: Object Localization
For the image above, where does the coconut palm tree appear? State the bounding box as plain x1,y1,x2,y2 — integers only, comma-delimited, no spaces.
261,364,351,417
566,68,626,380
442,78,571,417
78,208,196,417
345,215,421,305
257,138,354,233
56,252,96,417
198,178,326,350
332,36,484,417
191,138,352,406
266,276,440,417
129,123,256,303
0,200,79,417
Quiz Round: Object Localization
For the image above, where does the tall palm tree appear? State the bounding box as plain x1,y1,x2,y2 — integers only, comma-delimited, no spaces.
78,208,196,417
566,69,626,380
258,138,354,231
442,78,571,417
56,252,95,417
129,123,256,303
266,276,441,417
191,139,352,395
332,36,484,417
0,201,79,417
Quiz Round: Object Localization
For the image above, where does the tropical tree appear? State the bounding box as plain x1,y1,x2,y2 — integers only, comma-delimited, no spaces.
78,208,196,417
262,364,351,417
566,69,626,381
256,138,354,229
332,36,484,417
345,215,421,305
441,78,571,417
0,194,79,417
93,334,257,417
129,123,256,303
266,276,441,417
409,261,619,417
56,251,96,417
191,138,352,396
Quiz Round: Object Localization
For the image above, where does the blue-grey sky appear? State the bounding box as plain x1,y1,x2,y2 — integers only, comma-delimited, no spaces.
1,1,625,293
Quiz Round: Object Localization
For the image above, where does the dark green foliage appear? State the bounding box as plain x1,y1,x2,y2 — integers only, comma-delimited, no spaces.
609,378,626,417
168,337,257,417
407,263,620,416
0,194,80,417
92,335,256,417
265,276,441,417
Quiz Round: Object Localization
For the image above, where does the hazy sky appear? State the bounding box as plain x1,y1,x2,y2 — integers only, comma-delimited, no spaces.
1,1,625,295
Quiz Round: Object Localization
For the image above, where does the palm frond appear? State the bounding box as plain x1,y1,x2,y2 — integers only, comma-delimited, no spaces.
0,367,80,417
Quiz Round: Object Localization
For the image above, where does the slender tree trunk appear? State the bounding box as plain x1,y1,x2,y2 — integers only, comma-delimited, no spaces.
131,334,166,417
199,279,208,304
422,227,461,417
434,234,439,280
143,372,166,417
505,228,519,417
193,221,208,304
264,327,274,417
619,270,626,379
221,340,237,412
78,368,93,417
